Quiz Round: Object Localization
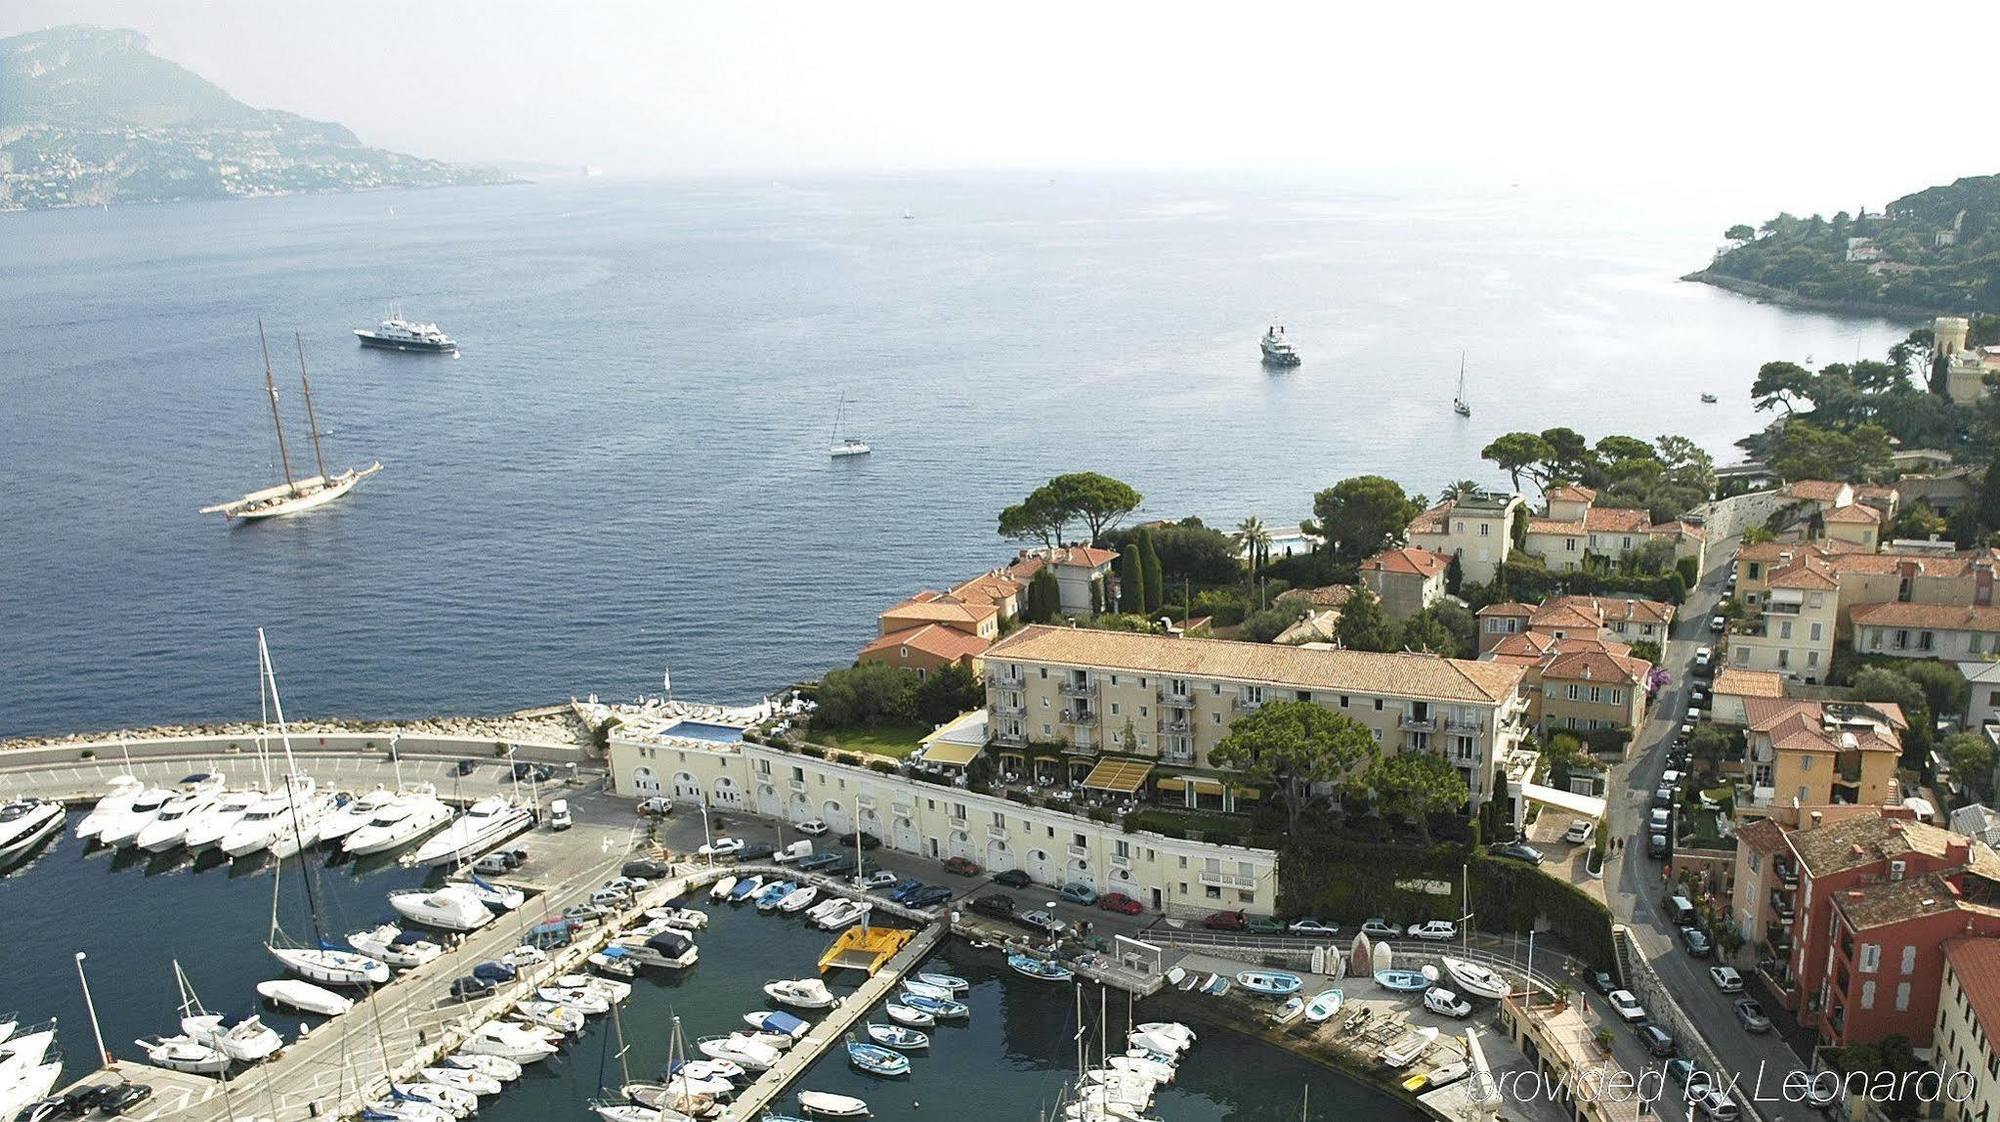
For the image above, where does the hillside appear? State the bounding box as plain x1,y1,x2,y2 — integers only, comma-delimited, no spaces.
0,26,514,210
1687,174,2000,316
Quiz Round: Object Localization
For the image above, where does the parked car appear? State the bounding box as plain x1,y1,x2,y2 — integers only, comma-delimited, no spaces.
455,759,479,776
1693,647,1713,674
1246,915,1285,935
971,893,1016,918
907,886,954,908
992,869,1032,888
511,761,536,780
887,879,926,902
795,819,830,836
943,856,981,876
450,976,497,1001
796,852,845,872
1589,969,1615,996
1287,918,1338,935
1654,786,1676,809
1423,988,1473,1018
1019,909,1068,936
636,795,672,817
1709,615,1726,634
1680,926,1713,957
1648,833,1669,858
845,831,883,850
861,870,900,889
475,850,522,874
549,798,572,831
1698,1089,1740,1121
1709,965,1744,992
697,836,745,857
1563,819,1594,844
1097,892,1144,915
1203,909,1249,931
1607,989,1646,1022
1734,998,1772,1033
1409,920,1458,941
1637,1023,1677,1057
55,1086,112,1118
1360,918,1402,939
97,1085,152,1116
1059,882,1099,906
1664,1058,1696,1088
822,855,858,876
1490,841,1544,865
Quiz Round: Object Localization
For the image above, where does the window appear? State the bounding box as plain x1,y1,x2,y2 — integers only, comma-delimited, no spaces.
1039,667,1048,678
1566,538,1578,552
1895,982,1911,1012
1810,622,1822,641
1778,649,1790,669
1374,698,1384,711
1973,634,1985,656
1901,945,1918,975
1211,713,1221,725
1480,523,1490,536
791,766,804,782
1110,703,1120,716
1807,651,1819,668
1860,944,1881,973
1894,629,1910,651
1861,980,1876,1009
1779,620,1793,640
1748,562,1762,579
1139,705,1149,718
1920,631,1936,652
1109,675,1118,686
1339,695,1350,707
1074,833,1086,847
1869,628,1883,651
1610,689,1624,705
992,811,1005,828
1589,686,1602,704
1566,684,1582,701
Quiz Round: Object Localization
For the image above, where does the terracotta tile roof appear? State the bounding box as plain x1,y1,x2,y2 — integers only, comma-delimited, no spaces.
1529,595,1675,631
1408,502,1454,535
1361,547,1449,579
1649,519,1707,541
1739,540,1812,564
1526,516,1585,536
1539,647,1650,686
949,570,1025,606
1785,813,1991,878
1488,632,1559,659
1546,484,1598,504
984,624,1526,704
860,624,991,662
1824,504,1882,525
1297,585,1358,608
1744,698,1905,756
1833,870,1981,930
1532,602,1603,631
1855,484,1901,501
1767,556,1840,591
1713,668,1785,699
1584,506,1653,534
882,597,998,628
1850,602,2000,631
1786,480,1851,503
1739,817,1789,856
1944,938,2000,1040
1477,603,1534,618
1827,549,1996,578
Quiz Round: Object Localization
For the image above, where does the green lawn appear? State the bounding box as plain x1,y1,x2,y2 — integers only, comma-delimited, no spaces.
811,724,930,759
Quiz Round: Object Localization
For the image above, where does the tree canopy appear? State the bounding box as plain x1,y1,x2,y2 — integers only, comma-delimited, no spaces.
997,472,1143,548
1368,750,1471,843
1334,586,1399,652
1311,475,1419,564
1210,700,1379,835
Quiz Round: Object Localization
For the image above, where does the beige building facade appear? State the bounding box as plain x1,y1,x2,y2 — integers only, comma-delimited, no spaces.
1407,491,1524,585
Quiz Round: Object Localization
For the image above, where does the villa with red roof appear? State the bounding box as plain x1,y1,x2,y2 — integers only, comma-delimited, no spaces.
1518,483,1706,575
1357,546,1449,620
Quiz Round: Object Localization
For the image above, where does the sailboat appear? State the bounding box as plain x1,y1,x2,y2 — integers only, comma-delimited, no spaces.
829,393,871,458
1453,353,1472,418
200,324,382,521
254,632,391,986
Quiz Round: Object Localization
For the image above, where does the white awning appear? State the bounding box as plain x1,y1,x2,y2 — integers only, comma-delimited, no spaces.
1519,782,1606,822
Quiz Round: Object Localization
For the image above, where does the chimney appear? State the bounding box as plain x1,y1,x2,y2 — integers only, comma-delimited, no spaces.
1811,811,1824,828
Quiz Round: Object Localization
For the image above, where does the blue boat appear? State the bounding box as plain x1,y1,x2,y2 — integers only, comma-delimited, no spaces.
755,880,797,910
864,1022,929,1050
743,1009,812,1040
1375,969,1431,992
1235,970,1303,997
897,992,969,1019
846,1037,911,1077
1007,953,1074,983
729,875,763,902
914,971,968,994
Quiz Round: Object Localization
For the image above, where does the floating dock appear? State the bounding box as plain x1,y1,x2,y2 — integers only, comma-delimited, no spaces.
818,924,912,974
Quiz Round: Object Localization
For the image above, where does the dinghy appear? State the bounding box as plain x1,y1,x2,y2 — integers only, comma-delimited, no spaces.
709,876,738,902
590,946,639,978
1234,970,1303,996
753,880,796,911
896,992,967,1019
1269,996,1305,1024
882,1003,932,1028
796,1090,870,1117
778,885,820,913
1375,968,1431,992
914,971,968,994
844,1038,910,1077
1303,989,1344,1023
1405,1058,1470,1092
863,1023,928,1050
1007,953,1074,983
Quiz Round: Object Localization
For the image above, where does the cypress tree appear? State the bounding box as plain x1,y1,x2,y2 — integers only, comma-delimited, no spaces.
1139,530,1164,615
1117,549,1143,614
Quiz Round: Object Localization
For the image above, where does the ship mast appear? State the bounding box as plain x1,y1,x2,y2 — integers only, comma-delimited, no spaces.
258,320,297,492
295,332,329,481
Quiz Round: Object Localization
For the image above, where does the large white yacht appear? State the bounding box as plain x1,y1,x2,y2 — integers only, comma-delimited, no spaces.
74,776,145,842
354,315,458,354
102,774,219,849
343,786,453,856
180,789,264,853
408,796,533,867
267,790,340,859
316,788,395,846
221,775,321,858
0,800,66,864
388,886,495,932
135,785,229,852
1260,324,1302,367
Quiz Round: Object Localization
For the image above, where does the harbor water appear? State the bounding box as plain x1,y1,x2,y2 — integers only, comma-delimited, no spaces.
0,835,1416,1120
0,173,1907,737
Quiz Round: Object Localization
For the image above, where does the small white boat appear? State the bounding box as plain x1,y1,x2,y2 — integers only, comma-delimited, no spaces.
365,1100,451,1122
589,948,639,978
74,776,145,841
1135,1022,1194,1045
512,1000,586,1035
743,1010,812,1040
631,1075,731,1105
899,979,954,1001
135,787,225,852
1269,996,1305,1025
778,885,820,913
537,985,610,1015
135,1035,230,1074
1380,1026,1440,1069
443,1053,522,1082
420,1066,503,1096
616,930,699,970
709,876,738,901
397,1082,479,1118
390,886,495,932
586,1103,666,1122
647,907,710,930
697,1034,779,1071
814,898,870,930
1303,989,1343,1023
1440,956,1509,1000
267,944,391,986
764,977,837,1009
882,1003,932,1028
864,1022,928,1050
1127,1030,1186,1056
560,972,632,1004
257,978,354,1016
914,972,968,994
183,1011,283,1062
459,1022,558,1064
1108,1054,1175,1083
798,1090,871,1117
674,1057,746,1081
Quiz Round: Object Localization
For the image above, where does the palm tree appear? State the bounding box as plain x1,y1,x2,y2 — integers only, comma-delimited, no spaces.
1235,516,1273,608
1440,479,1481,502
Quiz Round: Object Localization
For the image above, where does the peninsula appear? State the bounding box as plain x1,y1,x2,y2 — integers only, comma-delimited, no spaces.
0,25,515,211
1687,172,2000,316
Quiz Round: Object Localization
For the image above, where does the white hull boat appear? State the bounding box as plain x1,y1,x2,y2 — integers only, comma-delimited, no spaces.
268,792,339,859
268,944,391,985
183,1012,284,1062
180,790,262,853
778,885,820,913
136,789,226,853
344,790,454,856
882,1003,932,1028
537,986,610,1015
408,797,533,868
390,886,495,932
419,1066,503,1096
696,1035,779,1071
442,1054,521,1082
257,978,353,1016
0,800,66,863
512,1001,586,1035
222,775,323,858
708,876,737,901
616,932,699,971
350,924,444,968
457,875,526,912
797,1090,870,1117
1381,1026,1440,1069
814,899,870,930
0,1061,61,1121
763,978,836,1010
646,908,709,931
317,789,394,845
136,1035,231,1074
460,1022,557,1064
1440,956,1510,1000
1134,1022,1194,1045
557,973,632,1005
74,776,146,841
97,786,174,848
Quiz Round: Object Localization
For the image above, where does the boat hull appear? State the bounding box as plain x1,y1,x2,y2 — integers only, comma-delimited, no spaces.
356,332,458,354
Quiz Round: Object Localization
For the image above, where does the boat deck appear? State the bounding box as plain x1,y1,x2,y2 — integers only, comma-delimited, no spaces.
817,925,912,975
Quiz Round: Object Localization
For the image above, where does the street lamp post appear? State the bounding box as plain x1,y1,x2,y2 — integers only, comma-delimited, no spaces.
75,952,107,1067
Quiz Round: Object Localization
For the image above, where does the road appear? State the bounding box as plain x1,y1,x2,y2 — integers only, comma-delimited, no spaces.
1600,533,1816,1097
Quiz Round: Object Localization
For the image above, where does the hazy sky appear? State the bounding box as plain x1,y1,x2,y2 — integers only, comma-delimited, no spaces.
6,0,1996,213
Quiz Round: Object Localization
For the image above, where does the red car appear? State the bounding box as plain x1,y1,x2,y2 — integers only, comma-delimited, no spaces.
942,856,981,876
1202,909,1248,930
1097,892,1143,915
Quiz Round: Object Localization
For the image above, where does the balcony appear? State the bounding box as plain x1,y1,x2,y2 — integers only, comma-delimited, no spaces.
1775,861,1798,888
1232,696,1264,713
1157,687,1193,706
892,800,914,818
856,795,876,811
991,701,1026,717
1109,852,1131,869
1067,843,1091,860
1058,680,1097,699
1771,892,1794,923
1161,747,1195,766
1158,716,1192,735
994,729,1027,748
1199,868,1257,890
1065,740,1099,757
788,778,808,795
987,825,1009,843
1446,716,1486,733
1400,714,1441,733
988,672,1025,690
1058,709,1096,727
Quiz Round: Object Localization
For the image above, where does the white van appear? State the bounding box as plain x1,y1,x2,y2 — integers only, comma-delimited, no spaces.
550,798,572,832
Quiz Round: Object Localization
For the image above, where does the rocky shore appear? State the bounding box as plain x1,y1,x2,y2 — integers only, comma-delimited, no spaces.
0,703,594,753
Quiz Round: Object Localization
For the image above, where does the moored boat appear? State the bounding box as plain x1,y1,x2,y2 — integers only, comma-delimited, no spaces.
257,978,353,1016
797,1090,870,1117
1380,1026,1440,1069
863,1022,928,1051
1007,953,1074,983
845,1038,909,1077
390,886,495,932
0,799,66,864
1440,956,1510,1000
1234,970,1303,997
75,776,146,841
408,797,533,868
763,978,836,1010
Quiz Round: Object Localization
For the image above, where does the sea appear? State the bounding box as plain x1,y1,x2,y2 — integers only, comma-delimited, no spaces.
0,836,1415,1121
0,173,1908,739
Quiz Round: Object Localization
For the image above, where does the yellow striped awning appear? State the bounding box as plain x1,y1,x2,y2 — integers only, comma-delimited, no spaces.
1186,777,1225,796
921,740,985,768
1155,776,1186,793
1081,758,1153,795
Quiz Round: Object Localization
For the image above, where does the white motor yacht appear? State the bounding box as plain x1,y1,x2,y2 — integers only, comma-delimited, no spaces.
408,797,533,867
317,788,394,846
256,979,353,1016
615,931,699,971
180,790,263,853
535,985,608,1015
395,1083,478,1119
135,1035,230,1074
136,786,228,853
74,776,146,841
762,978,835,1010
813,899,870,930
0,1030,57,1083
390,886,494,932
96,785,175,849
646,907,709,931
222,776,321,858
0,1061,60,1122
696,1034,779,1072
459,1022,557,1064
267,943,391,986
349,924,444,968
0,799,66,863
182,1011,284,1063
268,790,339,859
441,1053,521,1083
456,875,525,912
343,786,453,856
419,1066,503,1097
